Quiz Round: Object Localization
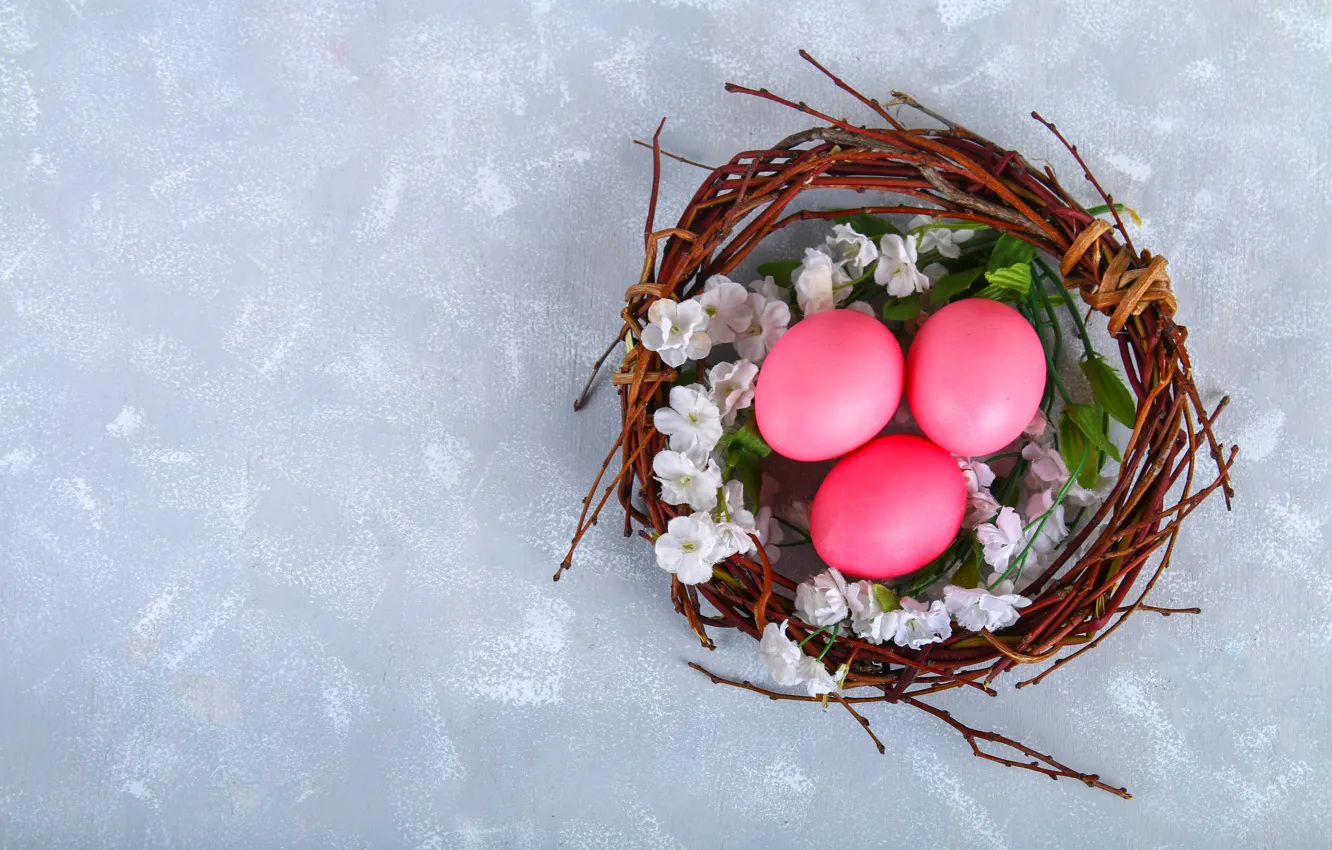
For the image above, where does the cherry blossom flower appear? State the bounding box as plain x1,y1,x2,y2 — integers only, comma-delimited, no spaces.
885,598,952,649
795,247,852,315
711,479,757,560
734,293,790,362
1022,440,1098,505
845,301,876,317
640,298,711,368
1024,411,1050,439
749,274,790,303
707,360,758,426
957,456,1000,528
654,514,720,585
795,568,851,627
781,500,811,534
758,620,805,686
652,384,722,457
922,262,949,283
943,584,1032,632
910,215,977,259
825,223,879,279
976,506,1028,572
874,234,930,297
696,275,754,344
652,450,721,512
753,506,785,564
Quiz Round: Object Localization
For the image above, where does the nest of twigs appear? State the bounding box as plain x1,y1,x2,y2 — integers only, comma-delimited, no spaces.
561,53,1236,798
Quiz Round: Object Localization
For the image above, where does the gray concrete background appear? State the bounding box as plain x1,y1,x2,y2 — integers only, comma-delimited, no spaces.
1,0,1329,847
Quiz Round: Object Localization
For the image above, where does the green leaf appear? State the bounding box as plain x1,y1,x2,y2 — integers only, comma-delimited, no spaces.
756,260,800,288
833,213,901,239
1065,403,1122,463
1058,410,1098,489
881,298,922,321
929,266,984,304
1081,356,1137,428
872,584,901,612
986,233,1038,274
977,262,1032,302
731,448,762,512
951,546,982,589
729,418,772,458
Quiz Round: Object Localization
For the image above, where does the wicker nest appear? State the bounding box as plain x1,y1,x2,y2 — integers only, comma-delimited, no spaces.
562,54,1235,798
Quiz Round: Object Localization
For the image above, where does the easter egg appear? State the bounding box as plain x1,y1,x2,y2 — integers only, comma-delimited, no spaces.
754,309,904,462
810,434,966,580
906,298,1046,457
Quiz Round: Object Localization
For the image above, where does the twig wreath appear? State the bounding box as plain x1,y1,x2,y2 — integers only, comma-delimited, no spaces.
560,53,1236,798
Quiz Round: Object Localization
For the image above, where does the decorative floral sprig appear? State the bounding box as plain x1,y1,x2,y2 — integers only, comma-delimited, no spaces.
652,450,721,511
794,567,851,627
976,506,1028,573
758,620,840,697
825,223,879,279
794,247,852,315
735,293,790,361
654,514,719,585
874,233,930,297
943,583,1032,632
641,298,711,368
652,384,723,459
909,215,977,259
711,479,757,559
707,361,758,427
696,275,754,344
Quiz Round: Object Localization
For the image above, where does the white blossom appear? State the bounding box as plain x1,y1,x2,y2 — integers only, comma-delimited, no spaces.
734,293,790,362
1027,499,1069,561
795,247,852,315
653,384,723,457
794,568,851,627
976,506,1028,572
707,360,758,426
874,234,931,297
749,274,790,303
795,655,839,696
640,298,712,368
825,223,879,279
885,598,952,649
845,301,876,317
696,275,754,344
910,215,977,259
758,620,805,687
654,514,720,585
711,479,757,560
652,450,721,512
846,581,891,643
943,584,1032,632
753,506,785,564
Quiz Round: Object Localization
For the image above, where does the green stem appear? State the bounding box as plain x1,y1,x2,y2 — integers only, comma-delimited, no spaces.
816,622,841,661
1036,258,1095,357
798,623,833,647
774,515,811,542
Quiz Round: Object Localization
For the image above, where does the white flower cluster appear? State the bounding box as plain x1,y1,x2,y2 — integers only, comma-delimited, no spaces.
758,562,1046,692
650,362,795,585
788,217,985,318
640,274,791,368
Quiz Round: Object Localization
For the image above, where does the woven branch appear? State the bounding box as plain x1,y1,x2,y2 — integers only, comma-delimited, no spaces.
562,54,1236,798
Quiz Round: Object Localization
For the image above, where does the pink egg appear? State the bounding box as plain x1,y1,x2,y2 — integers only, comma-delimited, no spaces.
754,310,903,462
907,298,1046,457
811,435,966,580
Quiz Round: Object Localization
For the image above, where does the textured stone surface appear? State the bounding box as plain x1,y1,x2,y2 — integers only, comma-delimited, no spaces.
1,1,1328,846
